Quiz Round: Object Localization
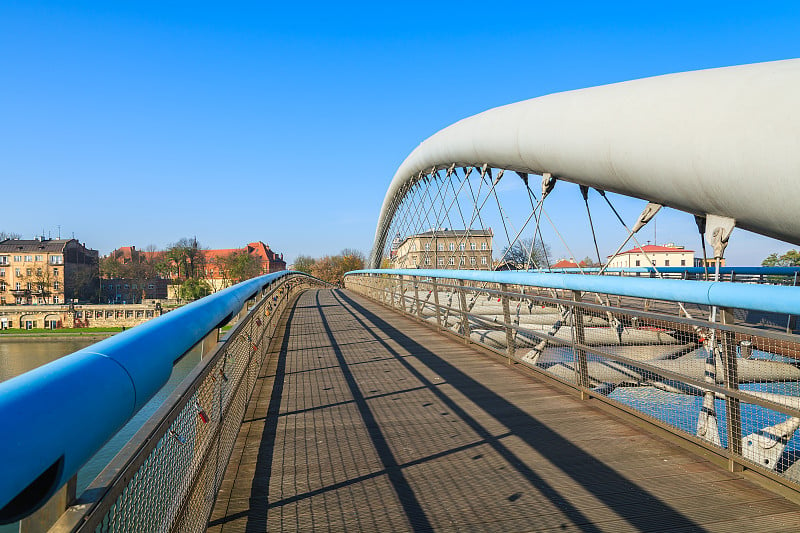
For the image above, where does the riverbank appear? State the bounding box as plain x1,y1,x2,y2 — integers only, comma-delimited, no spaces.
0,327,121,341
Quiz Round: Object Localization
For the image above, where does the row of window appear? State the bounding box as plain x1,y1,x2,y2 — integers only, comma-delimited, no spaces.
0,281,61,291
0,296,61,305
419,242,489,252
0,267,60,278
104,283,157,291
0,255,62,264
419,256,488,266
631,259,687,267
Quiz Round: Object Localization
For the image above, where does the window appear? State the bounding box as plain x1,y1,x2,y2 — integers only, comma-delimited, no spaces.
50,255,63,265
15,268,21,277
470,243,476,250
54,281,60,290
665,260,670,266
481,243,487,250
53,296,59,303
53,268,59,277
0,281,5,291
26,282,32,290
448,257,455,265
635,260,640,266
449,243,455,251
13,256,22,262
0,268,4,277
0,256,8,265
15,282,21,290
437,258,445,266
470,257,476,266
425,258,431,265
148,284,155,290
36,268,42,276
26,268,32,276
459,243,465,251
437,243,444,251
681,259,686,266
425,243,430,251
35,255,43,262
459,257,465,265
481,256,488,265
24,255,32,262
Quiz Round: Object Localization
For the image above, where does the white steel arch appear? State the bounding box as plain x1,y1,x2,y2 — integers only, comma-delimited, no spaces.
371,59,800,267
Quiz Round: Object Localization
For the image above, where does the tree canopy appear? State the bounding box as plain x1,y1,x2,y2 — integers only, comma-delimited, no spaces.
500,237,551,269
762,250,800,267
306,249,365,285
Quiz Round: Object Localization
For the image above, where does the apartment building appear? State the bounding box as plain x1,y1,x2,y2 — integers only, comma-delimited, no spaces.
390,229,493,270
0,238,99,304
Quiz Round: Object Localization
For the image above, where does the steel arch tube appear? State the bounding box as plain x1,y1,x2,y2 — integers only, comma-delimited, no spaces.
370,59,800,266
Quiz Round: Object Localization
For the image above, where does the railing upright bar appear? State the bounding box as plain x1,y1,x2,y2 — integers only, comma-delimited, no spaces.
501,283,515,363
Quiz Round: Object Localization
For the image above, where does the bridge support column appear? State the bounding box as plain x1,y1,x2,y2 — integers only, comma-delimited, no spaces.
500,284,515,364
571,291,590,399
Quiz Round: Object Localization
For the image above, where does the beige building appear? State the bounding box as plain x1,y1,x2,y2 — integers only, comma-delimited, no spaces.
390,229,493,270
0,238,99,305
606,243,694,269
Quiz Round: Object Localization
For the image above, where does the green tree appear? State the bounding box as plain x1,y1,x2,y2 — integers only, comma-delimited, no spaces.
224,250,263,284
293,255,316,275
166,237,207,279
178,277,212,301
762,250,800,266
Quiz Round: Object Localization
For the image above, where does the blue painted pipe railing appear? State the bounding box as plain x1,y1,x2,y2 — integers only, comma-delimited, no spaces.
536,266,800,276
0,271,298,522
346,269,800,316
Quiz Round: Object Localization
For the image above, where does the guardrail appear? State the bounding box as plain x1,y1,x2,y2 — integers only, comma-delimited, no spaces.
345,269,800,490
0,271,327,531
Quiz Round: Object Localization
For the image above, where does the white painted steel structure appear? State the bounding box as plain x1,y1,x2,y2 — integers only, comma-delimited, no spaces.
370,59,800,267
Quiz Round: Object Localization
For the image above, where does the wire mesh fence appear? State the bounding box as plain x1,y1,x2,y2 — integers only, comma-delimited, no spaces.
60,274,325,533
346,272,800,488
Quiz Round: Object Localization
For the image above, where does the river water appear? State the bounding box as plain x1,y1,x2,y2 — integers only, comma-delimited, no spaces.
0,338,202,532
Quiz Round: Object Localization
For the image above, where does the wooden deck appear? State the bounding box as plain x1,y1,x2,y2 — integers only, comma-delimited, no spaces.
208,289,800,532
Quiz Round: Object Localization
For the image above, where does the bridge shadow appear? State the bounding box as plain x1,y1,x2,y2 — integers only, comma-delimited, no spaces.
334,289,710,532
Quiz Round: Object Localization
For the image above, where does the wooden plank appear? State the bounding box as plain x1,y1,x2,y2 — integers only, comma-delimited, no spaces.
207,288,800,532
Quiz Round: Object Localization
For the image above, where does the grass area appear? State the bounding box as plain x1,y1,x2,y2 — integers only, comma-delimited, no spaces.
0,327,123,335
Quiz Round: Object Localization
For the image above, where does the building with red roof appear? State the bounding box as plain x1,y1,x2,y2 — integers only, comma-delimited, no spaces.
606,243,694,269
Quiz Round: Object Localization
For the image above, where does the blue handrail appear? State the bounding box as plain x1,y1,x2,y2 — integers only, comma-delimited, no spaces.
345,269,800,316
0,271,298,522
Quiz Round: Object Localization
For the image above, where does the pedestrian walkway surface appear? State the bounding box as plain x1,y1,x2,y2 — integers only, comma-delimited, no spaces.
208,288,800,532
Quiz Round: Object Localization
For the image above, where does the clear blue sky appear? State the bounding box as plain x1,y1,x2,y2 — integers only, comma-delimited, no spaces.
2,1,798,264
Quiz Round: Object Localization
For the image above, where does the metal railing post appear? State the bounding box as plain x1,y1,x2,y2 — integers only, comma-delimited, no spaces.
501,284,515,363
571,291,590,399
432,278,442,330
413,276,422,320
720,307,743,471
458,285,471,344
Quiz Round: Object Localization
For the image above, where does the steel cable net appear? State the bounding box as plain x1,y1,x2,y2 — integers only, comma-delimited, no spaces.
347,273,800,485
82,276,320,533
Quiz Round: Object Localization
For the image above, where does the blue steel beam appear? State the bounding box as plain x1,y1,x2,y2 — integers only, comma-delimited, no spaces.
536,267,800,276
346,269,800,316
0,271,298,523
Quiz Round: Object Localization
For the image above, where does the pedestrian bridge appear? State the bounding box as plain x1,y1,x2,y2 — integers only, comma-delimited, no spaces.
2,58,800,531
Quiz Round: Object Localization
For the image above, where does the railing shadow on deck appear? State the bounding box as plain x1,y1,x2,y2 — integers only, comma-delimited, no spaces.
212,288,712,532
